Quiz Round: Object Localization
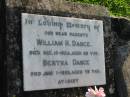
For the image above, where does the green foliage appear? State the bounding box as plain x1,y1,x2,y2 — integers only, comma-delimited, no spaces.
68,0,130,17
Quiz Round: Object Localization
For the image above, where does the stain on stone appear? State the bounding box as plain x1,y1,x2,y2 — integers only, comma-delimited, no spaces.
111,18,130,41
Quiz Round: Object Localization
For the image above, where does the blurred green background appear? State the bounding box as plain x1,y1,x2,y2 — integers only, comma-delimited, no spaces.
67,0,130,18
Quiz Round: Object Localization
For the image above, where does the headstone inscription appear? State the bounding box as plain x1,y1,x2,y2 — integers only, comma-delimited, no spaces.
22,13,106,91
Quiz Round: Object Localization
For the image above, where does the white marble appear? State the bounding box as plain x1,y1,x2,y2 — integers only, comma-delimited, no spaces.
22,13,106,91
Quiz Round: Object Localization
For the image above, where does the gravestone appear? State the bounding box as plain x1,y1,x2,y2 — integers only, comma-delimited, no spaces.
0,0,119,97
22,13,105,91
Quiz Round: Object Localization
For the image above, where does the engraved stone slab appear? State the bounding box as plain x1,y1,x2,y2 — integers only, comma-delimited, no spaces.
22,13,106,91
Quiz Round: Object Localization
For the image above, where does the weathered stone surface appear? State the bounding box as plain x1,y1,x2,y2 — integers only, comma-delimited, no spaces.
115,41,130,97
113,44,129,97
111,17,130,97
111,18,130,41
3,0,130,97
6,0,109,16
5,7,113,97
